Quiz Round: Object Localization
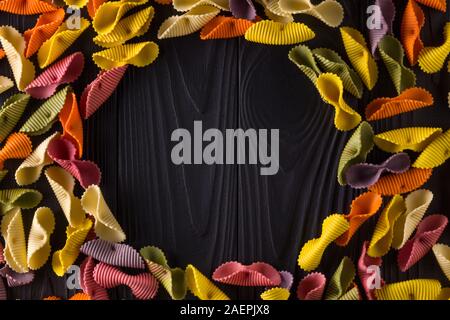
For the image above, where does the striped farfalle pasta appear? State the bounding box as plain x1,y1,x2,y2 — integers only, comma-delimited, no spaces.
298,214,350,271
392,189,433,249
200,16,254,40
0,188,42,214
365,87,434,121
158,5,220,39
338,283,360,300
401,0,424,66
358,241,383,300
173,0,229,11
80,257,109,300
80,65,128,119
375,279,441,300
0,170,7,183
296,272,326,300
26,52,85,100
0,76,13,94
52,218,93,276
37,18,90,69
27,207,55,270
93,0,149,34
229,0,256,20
140,246,187,300
260,288,290,300
45,166,86,228
278,0,344,28
337,121,374,186
20,86,71,136
0,26,35,91
378,35,416,94
257,0,293,23
94,7,154,48
15,132,60,186
212,261,281,286
369,167,433,196
413,129,450,169
433,244,450,281
418,23,450,73
185,264,230,300
374,127,442,153
415,0,447,11
288,45,321,84
87,0,107,19
64,0,89,7
324,256,356,300
368,0,395,56
367,195,405,257
59,92,83,158
1,208,28,273
93,42,159,70
245,20,315,45
81,185,126,243
0,133,33,171
340,27,378,90
24,9,65,58
315,73,361,131
0,264,34,287
0,0,56,15
335,192,383,247
0,94,30,142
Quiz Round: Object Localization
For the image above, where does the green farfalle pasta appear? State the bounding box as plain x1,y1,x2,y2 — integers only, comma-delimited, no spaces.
374,127,442,153
313,48,363,99
288,45,321,84
0,189,43,214
140,246,187,300
324,256,356,300
378,35,416,94
337,121,374,185
339,285,360,300
0,170,7,183
0,94,30,142
20,86,71,136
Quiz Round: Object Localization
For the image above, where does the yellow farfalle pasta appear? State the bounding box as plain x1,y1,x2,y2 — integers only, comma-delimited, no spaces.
258,0,294,23
185,264,230,300
413,129,450,169
375,279,441,300
158,5,220,39
340,26,378,90
93,42,159,70
0,26,35,91
45,166,86,228
433,244,450,281
173,0,229,11
38,18,90,69
298,214,350,271
1,208,28,273
52,218,93,276
15,132,60,186
0,75,13,94
278,0,344,27
374,127,442,153
245,20,315,45
316,73,361,131
64,0,89,7
81,185,126,243
368,195,405,257
93,6,154,48
260,288,290,300
418,22,450,73
27,207,55,270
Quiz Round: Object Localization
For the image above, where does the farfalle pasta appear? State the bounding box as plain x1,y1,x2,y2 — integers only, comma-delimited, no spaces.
0,0,56,15
59,92,83,158
185,264,230,300
229,0,256,20
340,26,378,90
358,241,384,300
418,23,450,73
0,94,30,142
374,127,442,153
0,133,33,171
258,0,293,23
298,214,350,271
433,244,450,281
0,189,42,214
288,45,321,84
200,16,254,40
93,42,159,70
401,0,424,65
174,0,229,11
81,239,145,268
212,261,281,286
316,73,361,131
324,256,355,300
369,167,433,195
413,129,450,169
260,288,290,300
296,272,326,300
87,0,107,19
0,264,34,287
415,0,446,12
245,20,315,45
64,0,89,7
0,76,13,94
375,279,441,300
278,0,344,27
368,0,395,56
80,256,109,300
1,208,28,273
27,207,55,270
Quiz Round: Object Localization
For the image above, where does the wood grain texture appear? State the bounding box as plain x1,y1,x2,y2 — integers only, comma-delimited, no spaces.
0,1,448,300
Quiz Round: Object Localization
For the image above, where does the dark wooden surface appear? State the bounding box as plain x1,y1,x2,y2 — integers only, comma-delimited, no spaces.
0,0,449,300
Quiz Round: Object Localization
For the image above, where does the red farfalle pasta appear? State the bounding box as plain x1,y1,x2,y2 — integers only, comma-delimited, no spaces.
368,168,433,196
80,65,128,119
26,52,85,100
212,261,281,286
87,0,107,19
80,257,109,300
0,133,32,170
0,0,56,15
398,214,448,272
358,241,384,300
81,239,145,269
415,0,446,11
200,16,254,40
93,262,159,300
59,92,84,159
24,8,65,58
46,137,101,189
296,272,326,300
365,87,434,121
401,0,424,66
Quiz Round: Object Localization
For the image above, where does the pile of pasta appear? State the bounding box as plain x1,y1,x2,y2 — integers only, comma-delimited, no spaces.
0,0,448,300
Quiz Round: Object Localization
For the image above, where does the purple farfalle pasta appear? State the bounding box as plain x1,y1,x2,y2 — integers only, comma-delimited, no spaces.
345,152,410,189
230,0,256,20
0,265,34,287
369,0,396,57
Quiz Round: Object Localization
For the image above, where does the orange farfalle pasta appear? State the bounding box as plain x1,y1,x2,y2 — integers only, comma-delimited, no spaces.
0,133,33,170
369,168,433,196
59,92,83,159
401,0,424,66
0,49,5,59
24,9,65,58
336,192,383,247
365,88,434,121
200,16,254,40
0,0,56,15
87,0,107,19
415,0,446,12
